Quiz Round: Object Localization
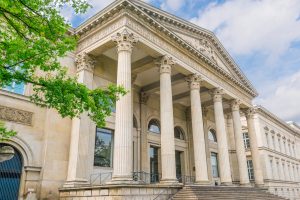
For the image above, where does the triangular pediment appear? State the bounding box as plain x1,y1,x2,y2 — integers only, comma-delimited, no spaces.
75,0,258,97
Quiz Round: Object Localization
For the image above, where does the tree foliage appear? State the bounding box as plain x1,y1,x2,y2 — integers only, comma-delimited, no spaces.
0,0,126,139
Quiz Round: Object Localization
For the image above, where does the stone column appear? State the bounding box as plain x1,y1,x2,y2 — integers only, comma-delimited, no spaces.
211,88,232,185
186,74,209,184
140,92,149,173
157,55,177,184
111,30,138,183
231,100,250,185
245,108,264,186
65,52,95,186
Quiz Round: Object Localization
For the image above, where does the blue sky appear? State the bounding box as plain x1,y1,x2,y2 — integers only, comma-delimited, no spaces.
62,0,300,124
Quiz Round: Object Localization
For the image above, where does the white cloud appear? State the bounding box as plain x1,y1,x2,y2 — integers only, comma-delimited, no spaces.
255,70,300,124
190,0,300,59
161,0,185,12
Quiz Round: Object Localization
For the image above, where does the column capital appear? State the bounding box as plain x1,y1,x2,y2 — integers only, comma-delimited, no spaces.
244,107,257,119
155,55,175,74
210,88,224,102
140,92,149,104
230,99,241,111
75,52,96,73
185,74,202,90
112,29,138,53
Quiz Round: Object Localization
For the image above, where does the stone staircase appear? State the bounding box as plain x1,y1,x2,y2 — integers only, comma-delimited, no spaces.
171,186,287,200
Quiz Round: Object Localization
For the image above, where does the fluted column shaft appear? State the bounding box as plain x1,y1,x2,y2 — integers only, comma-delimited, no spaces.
111,30,137,182
187,74,209,184
66,53,95,186
245,108,264,186
211,89,232,185
158,56,177,183
231,100,250,185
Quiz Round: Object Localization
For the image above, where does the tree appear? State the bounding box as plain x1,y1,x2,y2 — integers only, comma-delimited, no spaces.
0,0,126,140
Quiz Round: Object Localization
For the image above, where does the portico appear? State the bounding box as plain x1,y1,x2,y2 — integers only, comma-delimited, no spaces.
65,16,262,188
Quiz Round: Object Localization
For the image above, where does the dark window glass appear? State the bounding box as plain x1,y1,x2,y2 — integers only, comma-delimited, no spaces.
133,115,138,128
243,132,251,149
148,119,160,134
150,146,159,183
247,160,255,180
174,126,185,140
208,129,217,142
94,128,113,167
211,152,219,178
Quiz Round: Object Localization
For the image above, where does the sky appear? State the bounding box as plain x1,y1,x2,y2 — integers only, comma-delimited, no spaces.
62,0,300,124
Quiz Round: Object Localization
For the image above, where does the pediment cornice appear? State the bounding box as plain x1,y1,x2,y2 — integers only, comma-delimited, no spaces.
74,0,258,97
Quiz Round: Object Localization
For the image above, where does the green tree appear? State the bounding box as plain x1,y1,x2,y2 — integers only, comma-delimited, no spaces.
0,0,126,140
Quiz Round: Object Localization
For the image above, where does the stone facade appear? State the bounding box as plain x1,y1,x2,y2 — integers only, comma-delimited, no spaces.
0,0,299,200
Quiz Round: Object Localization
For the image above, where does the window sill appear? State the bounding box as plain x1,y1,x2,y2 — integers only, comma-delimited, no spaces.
0,89,30,102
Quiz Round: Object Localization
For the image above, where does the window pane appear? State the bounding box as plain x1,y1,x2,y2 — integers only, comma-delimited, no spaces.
208,129,217,142
247,160,254,180
174,127,185,140
3,82,25,95
94,128,113,167
211,152,219,178
148,119,160,134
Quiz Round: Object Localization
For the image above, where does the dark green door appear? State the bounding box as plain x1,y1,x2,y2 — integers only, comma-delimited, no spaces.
0,144,22,200
150,146,159,183
175,150,182,181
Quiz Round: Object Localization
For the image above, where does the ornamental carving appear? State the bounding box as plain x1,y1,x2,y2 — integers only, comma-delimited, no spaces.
155,55,175,74
112,29,138,52
185,74,202,90
0,106,33,126
75,52,96,72
230,99,241,111
210,88,224,103
244,107,257,118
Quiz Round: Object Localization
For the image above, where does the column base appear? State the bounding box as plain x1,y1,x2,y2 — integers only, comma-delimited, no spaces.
63,179,89,188
107,175,136,185
239,182,251,187
193,180,211,185
254,183,265,188
159,179,179,185
220,182,233,186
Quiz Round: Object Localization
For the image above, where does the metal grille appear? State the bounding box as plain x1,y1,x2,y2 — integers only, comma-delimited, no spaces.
0,144,22,200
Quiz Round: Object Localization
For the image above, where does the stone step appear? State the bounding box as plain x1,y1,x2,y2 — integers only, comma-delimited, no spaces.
172,186,286,200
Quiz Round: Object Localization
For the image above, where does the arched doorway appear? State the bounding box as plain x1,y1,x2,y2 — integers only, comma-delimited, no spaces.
0,143,23,200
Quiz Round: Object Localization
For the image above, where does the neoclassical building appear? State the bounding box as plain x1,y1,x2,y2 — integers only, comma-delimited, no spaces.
0,0,299,199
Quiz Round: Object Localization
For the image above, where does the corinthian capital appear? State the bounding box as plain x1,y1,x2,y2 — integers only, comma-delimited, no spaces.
75,52,96,72
244,107,257,119
230,99,241,111
185,74,202,90
155,55,175,74
210,88,224,102
112,29,138,52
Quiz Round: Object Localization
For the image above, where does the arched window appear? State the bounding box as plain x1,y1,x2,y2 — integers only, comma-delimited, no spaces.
148,119,160,134
174,126,185,140
208,129,217,142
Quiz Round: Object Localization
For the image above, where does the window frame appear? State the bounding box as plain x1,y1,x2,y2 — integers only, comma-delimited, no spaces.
174,126,185,140
148,119,161,134
243,132,251,149
208,129,217,143
93,127,114,168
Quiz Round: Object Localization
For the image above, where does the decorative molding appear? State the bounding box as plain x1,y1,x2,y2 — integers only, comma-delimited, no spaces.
185,74,202,90
155,55,175,74
230,99,241,111
140,92,149,104
0,106,33,126
210,88,224,103
75,52,96,73
112,29,138,52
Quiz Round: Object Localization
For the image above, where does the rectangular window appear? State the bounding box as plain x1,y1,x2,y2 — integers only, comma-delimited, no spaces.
211,152,219,178
3,81,25,95
247,160,255,180
94,128,113,167
243,132,250,149
278,139,281,152
265,133,269,147
150,146,159,183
